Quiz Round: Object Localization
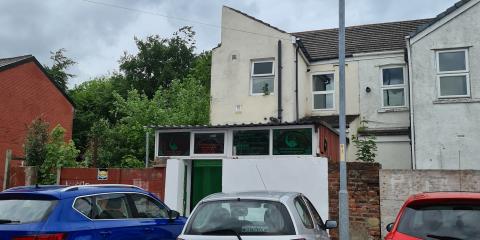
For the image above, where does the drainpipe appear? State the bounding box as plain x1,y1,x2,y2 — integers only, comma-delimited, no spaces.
295,40,300,121
277,40,283,122
406,36,416,169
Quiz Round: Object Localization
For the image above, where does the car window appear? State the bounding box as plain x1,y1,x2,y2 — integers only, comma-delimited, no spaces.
130,194,169,218
73,196,93,218
294,197,314,229
397,202,480,239
0,198,57,223
185,200,295,235
94,194,132,219
303,196,324,228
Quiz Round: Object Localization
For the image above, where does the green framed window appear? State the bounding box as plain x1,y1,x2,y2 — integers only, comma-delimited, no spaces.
233,130,270,155
273,128,312,155
157,132,190,156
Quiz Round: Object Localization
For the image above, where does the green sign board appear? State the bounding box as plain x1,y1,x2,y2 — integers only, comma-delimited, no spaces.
273,128,312,155
158,132,190,156
233,130,270,155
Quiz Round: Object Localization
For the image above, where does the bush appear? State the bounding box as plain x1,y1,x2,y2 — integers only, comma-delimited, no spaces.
24,118,49,166
39,125,80,184
352,135,378,163
120,155,144,168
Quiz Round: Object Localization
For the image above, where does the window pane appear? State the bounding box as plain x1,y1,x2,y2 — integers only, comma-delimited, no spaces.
0,199,57,223
253,61,273,75
74,197,93,218
158,132,190,156
233,130,269,155
314,93,334,109
294,197,314,229
313,74,334,91
383,68,404,85
95,194,132,219
252,76,274,94
439,51,466,72
396,203,480,239
383,89,405,106
185,200,295,235
273,128,312,155
194,133,225,154
131,194,168,218
439,76,468,96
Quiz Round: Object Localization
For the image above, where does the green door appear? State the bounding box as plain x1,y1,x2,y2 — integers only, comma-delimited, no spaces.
191,160,222,210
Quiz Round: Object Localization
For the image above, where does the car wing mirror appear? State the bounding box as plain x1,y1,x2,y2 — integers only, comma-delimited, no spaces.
386,223,394,232
325,220,338,229
168,210,180,221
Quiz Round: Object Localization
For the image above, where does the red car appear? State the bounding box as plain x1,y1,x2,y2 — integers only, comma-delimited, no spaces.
385,192,480,240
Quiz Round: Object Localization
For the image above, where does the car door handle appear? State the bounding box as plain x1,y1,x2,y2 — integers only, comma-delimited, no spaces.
99,231,112,236
144,227,154,232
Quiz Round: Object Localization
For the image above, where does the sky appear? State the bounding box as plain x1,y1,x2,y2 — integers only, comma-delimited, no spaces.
0,0,459,88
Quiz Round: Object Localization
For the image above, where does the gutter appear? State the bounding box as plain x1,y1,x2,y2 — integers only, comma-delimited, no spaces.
406,36,416,169
295,40,300,121
277,40,283,122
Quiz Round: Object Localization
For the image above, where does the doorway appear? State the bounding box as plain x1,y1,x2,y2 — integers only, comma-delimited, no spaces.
190,160,222,210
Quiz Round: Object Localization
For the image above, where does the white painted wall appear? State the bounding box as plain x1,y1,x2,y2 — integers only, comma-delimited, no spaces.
164,159,185,214
410,1,480,169
375,136,412,169
210,7,299,124
222,156,330,221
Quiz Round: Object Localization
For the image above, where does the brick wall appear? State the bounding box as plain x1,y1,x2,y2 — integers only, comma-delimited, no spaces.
329,162,382,240
0,60,74,190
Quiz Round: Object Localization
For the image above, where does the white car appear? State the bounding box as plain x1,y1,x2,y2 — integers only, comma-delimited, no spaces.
177,191,337,240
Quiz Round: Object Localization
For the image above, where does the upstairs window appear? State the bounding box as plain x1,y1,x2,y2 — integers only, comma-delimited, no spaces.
251,60,275,95
381,67,406,107
312,73,335,110
436,49,470,98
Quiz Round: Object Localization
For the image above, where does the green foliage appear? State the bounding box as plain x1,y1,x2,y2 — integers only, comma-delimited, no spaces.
24,118,49,166
352,135,378,163
39,125,80,184
70,76,120,153
119,26,196,98
70,27,211,168
120,155,144,168
44,48,76,91
190,51,212,91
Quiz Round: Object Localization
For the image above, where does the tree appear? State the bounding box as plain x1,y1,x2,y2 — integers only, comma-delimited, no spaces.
190,51,212,90
40,125,80,184
119,26,196,98
24,117,49,166
70,76,119,153
44,48,76,92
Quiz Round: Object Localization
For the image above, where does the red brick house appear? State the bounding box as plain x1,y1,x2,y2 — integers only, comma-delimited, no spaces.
0,55,75,190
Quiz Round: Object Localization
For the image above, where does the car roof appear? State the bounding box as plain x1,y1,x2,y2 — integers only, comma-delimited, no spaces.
406,191,480,205
201,191,301,203
1,184,147,199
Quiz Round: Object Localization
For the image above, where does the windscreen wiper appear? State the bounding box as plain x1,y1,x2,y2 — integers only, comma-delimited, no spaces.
0,219,20,224
202,229,242,240
426,234,463,240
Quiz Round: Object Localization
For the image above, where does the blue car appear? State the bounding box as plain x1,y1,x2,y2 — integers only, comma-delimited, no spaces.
0,184,186,240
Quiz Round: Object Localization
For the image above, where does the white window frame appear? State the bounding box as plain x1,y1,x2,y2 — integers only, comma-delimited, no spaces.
191,131,227,157
436,49,470,98
312,72,335,111
380,66,407,108
250,59,275,96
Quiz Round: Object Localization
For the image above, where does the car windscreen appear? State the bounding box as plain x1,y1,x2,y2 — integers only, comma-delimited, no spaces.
397,202,480,239
0,198,57,224
185,200,296,236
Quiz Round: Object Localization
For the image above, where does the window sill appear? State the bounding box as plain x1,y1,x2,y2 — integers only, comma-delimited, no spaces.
433,98,480,104
377,107,409,113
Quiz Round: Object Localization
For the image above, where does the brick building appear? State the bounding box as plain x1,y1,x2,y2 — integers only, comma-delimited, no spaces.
0,55,75,190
